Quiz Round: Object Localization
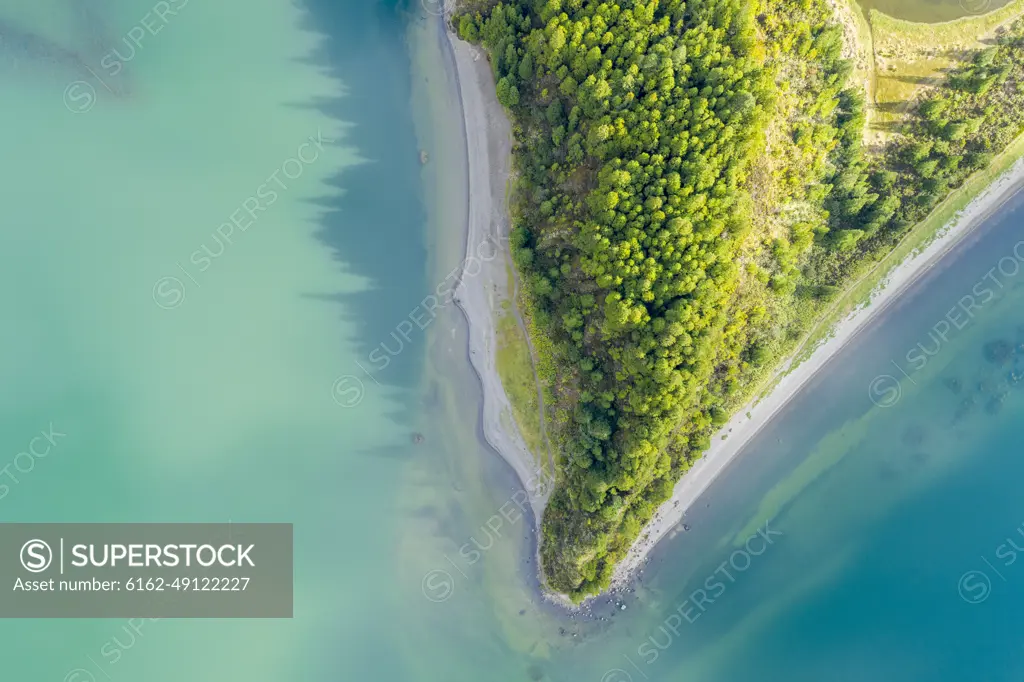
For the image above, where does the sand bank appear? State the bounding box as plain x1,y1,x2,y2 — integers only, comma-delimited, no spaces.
442,19,552,523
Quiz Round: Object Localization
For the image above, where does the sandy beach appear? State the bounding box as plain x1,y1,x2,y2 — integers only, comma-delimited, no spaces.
441,10,1024,597
443,19,552,523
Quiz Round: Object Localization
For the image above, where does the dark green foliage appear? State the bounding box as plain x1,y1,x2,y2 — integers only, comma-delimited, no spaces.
458,0,1024,599
817,18,1024,285
463,0,769,596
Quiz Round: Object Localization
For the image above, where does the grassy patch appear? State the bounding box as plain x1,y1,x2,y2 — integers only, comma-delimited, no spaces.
870,0,1024,136
495,297,547,471
832,0,878,141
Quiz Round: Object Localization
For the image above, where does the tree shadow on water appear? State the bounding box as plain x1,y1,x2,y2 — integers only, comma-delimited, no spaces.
297,0,430,394
0,1,135,96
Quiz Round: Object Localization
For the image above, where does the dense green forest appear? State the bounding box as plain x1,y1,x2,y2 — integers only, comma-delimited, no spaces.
456,0,1024,598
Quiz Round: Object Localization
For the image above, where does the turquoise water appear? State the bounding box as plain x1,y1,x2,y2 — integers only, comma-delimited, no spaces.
4,0,1024,681
563,190,1024,682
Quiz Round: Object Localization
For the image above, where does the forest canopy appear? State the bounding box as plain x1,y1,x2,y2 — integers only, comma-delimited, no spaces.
457,0,1024,598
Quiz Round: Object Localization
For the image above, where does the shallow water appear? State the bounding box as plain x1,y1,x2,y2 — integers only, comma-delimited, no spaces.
857,0,1012,23
558,190,1024,682
4,1,1024,681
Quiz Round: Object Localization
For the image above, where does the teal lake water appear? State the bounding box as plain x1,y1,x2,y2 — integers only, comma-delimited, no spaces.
3,0,1024,680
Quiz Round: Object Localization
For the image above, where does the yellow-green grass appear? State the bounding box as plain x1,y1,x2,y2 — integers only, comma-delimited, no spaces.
721,3,1024,403
733,130,1024,410
506,177,562,473
837,0,878,140
496,299,547,470
869,0,1024,135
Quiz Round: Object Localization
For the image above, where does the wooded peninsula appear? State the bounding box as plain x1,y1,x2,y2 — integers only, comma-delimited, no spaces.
454,0,1024,599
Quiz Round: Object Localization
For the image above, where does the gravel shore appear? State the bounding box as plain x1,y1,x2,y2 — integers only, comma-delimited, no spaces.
442,20,552,522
